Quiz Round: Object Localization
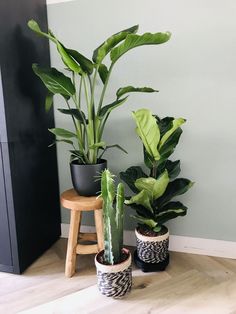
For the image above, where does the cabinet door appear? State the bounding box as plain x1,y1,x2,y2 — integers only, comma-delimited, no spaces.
0,143,12,268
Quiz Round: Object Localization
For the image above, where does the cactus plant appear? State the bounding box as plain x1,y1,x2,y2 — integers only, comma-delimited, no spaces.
101,169,125,265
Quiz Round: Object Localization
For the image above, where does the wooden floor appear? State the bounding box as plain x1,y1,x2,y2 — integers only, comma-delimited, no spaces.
1,239,236,314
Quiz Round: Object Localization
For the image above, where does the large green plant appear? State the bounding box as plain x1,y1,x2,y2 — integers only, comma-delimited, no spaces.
120,109,193,232
28,20,171,164
100,169,124,265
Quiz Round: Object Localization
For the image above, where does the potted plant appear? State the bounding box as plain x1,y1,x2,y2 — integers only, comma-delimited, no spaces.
120,109,194,272
95,169,132,298
27,20,171,196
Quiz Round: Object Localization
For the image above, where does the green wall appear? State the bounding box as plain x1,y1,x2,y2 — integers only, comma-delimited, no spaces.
47,0,236,241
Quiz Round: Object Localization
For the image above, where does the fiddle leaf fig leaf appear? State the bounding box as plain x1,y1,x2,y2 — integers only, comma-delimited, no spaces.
156,201,187,225
98,63,109,84
125,190,153,213
93,25,139,64
45,92,54,112
48,128,77,138
135,170,169,201
116,86,158,99
132,109,160,161
130,215,157,228
159,118,186,148
120,166,148,193
32,64,75,97
110,31,171,63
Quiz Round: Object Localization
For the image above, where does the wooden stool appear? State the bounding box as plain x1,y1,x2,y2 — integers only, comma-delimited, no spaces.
61,189,103,278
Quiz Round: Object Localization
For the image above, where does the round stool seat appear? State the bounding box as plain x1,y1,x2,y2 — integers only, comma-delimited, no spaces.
61,189,103,211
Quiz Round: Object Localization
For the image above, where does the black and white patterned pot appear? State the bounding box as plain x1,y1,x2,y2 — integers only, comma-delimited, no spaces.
135,227,169,264
95,248,132,298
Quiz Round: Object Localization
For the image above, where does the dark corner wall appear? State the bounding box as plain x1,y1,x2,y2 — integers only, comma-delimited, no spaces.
0,0,61,273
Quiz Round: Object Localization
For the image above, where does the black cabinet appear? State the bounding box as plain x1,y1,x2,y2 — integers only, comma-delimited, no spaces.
0,0,61,274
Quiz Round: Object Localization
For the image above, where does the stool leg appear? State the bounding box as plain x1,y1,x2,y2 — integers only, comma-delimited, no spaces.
65,210,81,277
94,209,104,252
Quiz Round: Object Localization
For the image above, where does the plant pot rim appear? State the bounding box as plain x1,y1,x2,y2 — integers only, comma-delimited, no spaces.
95,248,131,273
70,158,107,166
135,227,169,242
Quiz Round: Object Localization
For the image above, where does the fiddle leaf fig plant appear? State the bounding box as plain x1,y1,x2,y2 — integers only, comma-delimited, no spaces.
120,108,194,232
28,20,171,164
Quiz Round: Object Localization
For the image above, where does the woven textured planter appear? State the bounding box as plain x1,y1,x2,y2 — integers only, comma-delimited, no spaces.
95,248,132,298
135,227,169,264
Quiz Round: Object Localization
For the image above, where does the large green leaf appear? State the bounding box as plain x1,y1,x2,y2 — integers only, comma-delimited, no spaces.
57,108,86,123
157,116,174,137
116,86,158,99
125,190,153,213
98,63,109,84
120,166,148,193
159,128,183,160
28,20,55,42
157,160,181,180
48,128,77,138
155,178,194,207
32,64,75,97
130,214,157,228
98,97,128,119
55,41,82,73
93,25,139,64
132,109,160,161
156,201,187,224
135,170,169,200
64,48,93,74
159,118,186,148
110,31,171,63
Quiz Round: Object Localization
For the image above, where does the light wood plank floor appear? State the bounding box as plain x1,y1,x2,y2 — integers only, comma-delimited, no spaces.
0,238,236,314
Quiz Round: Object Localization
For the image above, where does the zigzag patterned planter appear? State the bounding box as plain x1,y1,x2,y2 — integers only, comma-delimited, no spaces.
135,227,169,271
95,248,132,298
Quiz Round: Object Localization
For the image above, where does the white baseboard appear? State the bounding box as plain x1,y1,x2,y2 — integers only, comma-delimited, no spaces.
61,223,236,259
47,0,74,4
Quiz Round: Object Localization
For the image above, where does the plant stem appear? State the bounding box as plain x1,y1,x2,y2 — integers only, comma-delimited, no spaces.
97,63,114,113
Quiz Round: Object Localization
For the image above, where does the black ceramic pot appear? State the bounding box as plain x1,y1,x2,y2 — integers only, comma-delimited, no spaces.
70,159,107,196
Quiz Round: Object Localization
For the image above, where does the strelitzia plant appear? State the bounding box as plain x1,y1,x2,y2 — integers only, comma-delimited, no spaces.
120,109,193,232
100,169,125,264
28,20,171,164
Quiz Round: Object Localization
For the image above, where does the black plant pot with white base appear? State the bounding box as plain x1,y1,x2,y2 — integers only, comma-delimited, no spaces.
134,226,169,272
95,248,132,298
70,159,107,196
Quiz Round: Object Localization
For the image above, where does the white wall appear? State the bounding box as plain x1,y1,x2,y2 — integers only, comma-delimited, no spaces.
47,0,236,241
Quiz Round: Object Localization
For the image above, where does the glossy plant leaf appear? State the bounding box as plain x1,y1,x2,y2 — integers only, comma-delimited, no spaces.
93,25,139,64
56,41,82,73
156,201,187,224
116,86,158,99
98,97,128,119
57,108,86,123
130,215,157,228
120,166,147,193
156,178,194,207
28,20,55,42
45,92,54,112
159,128,183,160
125,190,153,213
157,160,181,180
135,170,169,200
159,118,186,148
157,116,174,137
32,64,75,97
132,109,160,161
98,63,109,84
64,48,93,74
110,31,171,63
48,128,77,138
